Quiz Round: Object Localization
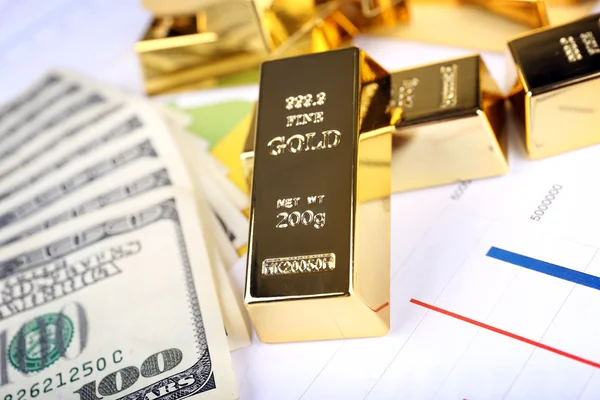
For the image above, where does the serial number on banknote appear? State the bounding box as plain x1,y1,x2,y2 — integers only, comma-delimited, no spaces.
2,347,124,400
2,316,189,400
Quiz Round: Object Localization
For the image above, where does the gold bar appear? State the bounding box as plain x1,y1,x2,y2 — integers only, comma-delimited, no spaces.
244,47,394,343
135,1,272,95
135,0,411,95
390,54,508,192
546,2,598,26
240,54,508,194
370,0,549,52
507,13,600,160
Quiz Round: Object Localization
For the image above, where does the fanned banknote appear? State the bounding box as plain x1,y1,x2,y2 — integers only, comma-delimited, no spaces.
0,69,253,399
0,189,238,399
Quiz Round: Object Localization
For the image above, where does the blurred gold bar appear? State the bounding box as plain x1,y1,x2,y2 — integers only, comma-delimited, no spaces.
546,1,598,26
244,47,395,343
389,54,508,191
369,0,549,52
135,0,271,95
135,0,409,95
507,13,600,160
240,54,508,194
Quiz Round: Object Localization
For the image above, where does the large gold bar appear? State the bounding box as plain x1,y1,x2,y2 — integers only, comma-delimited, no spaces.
507,13,600,160
244,47,395,343
390,54,508,192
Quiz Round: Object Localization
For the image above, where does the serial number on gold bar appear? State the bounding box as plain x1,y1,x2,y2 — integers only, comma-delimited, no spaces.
261,253,336,276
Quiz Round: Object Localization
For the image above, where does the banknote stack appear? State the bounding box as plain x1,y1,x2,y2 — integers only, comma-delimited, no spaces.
0,70,252,399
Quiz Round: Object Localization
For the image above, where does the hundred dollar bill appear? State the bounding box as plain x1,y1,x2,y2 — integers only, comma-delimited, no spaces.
170,127,248,255
0,114,193,230
0,167,251,353
0,72,63,131
0,108,137,202
0,68,129,139
0,140,157,229
0,169,172,247
0,83,82,146
0,77,77,140
193,185,251,351
0,189,239,399
0,92,114,175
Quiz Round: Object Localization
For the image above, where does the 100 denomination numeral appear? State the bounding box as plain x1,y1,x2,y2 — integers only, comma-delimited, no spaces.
73,348,185,400
276,210,326,229
285,93,326,110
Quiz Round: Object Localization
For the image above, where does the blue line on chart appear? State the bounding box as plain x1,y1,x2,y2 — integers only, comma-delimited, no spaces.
486,246,600,290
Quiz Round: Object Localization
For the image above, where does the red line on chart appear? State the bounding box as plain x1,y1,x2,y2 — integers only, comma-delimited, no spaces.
410,298,600,369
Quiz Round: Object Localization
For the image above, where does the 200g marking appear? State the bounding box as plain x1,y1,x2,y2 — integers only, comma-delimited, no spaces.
276,210,326,229
531,184,562,221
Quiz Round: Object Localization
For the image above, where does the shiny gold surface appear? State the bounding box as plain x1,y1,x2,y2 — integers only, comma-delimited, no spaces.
546,1,598,27
136,0,410,95
371,0,549,52
240,54,508,194
135,0,271,95
508,13,600,159
241,103,258,194
244,48,393,343
390,54,508,192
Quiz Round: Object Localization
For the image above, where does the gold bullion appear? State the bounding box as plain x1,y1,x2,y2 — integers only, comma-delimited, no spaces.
546,1,598,26
389,54,508,192
244,47,395,343
135,0,410,95
135,1,271,95
370,0,549,52
507,13,600,159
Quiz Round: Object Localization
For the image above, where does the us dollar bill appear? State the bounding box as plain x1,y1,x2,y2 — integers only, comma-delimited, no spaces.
0,72,63,129
0,189,238,399
0,92,108,166
0,112,138,202
194,192,251,351
169,126,248,256
0,140,158,229
0,169,172,247
0,168,251,354
0,83,81,145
